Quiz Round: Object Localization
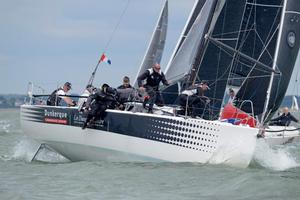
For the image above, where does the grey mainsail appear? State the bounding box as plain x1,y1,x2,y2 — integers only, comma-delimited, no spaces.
165,0,220,84
133,0,168,88
162,0,224,104
164,0,206,73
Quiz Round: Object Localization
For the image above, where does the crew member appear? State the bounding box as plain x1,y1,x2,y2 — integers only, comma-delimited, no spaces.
77,84,94,110
137,63,169,113
227,88,235,104
47,82,76,106
117,76,133,89
269,107,299,126
82,84,118,129
178,81,210,118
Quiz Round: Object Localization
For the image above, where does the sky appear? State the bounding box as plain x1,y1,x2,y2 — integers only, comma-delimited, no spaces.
0,0,299,95
0,0,194,94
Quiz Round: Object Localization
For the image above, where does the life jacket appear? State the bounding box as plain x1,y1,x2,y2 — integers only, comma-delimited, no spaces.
145,68,164,89
46,88,63,106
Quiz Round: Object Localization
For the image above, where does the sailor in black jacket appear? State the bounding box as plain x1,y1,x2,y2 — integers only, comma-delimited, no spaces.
269,107,299,126
82,84,118,129
137,63,169,113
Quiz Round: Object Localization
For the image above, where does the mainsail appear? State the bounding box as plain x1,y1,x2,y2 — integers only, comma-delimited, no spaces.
234,0,300,122
134,0,168,87
164,0,206,73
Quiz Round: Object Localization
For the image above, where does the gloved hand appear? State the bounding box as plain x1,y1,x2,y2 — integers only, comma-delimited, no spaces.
72,100,77,106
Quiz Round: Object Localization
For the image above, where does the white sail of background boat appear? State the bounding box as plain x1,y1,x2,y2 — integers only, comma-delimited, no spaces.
133,0,168,88
291,95,299,111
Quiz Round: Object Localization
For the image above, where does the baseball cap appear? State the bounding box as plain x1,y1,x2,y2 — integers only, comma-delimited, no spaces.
64,82,72,89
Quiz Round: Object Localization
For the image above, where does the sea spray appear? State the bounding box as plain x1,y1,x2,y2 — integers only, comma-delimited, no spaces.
0,120,11,133
253,139,299,171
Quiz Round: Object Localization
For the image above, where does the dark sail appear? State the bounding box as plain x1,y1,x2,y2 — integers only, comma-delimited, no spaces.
235,0,300,122
266,0,300,120
192,0,248,120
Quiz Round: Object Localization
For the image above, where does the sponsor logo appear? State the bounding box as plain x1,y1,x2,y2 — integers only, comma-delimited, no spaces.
44,109,67,119
44,109,68,125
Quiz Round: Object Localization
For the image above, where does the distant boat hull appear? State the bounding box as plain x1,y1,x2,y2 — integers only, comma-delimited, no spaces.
264,126,300,146
20,105,258,168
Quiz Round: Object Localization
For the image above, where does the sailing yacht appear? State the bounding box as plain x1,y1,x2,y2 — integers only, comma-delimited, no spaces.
21,0,259,168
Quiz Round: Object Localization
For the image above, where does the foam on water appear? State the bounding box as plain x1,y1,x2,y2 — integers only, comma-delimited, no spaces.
11,138,68,163
0,120,11,133
253,139,300,171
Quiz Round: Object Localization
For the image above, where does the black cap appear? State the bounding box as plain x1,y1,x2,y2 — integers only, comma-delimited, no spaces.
102,83,110,90
64,82,72,89
123,76,130,83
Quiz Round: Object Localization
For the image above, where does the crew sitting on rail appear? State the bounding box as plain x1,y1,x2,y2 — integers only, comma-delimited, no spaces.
82,84,118,129
178,81,210,118
269,107,299,126
46,82,76,106
77,84,95,111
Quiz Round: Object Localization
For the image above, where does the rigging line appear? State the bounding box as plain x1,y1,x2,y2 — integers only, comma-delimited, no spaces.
207,35,279,74
213,38,238,41
227,0,254,87
87,0,131,86
230,3,256,75
212,1,229,103
212,28,256,38
252,5,282,63
246,2,283,8
292,60,300,95
103,0,131,52
219,43,274,75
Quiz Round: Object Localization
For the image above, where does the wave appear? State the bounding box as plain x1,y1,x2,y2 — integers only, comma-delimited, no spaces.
253,139,300,171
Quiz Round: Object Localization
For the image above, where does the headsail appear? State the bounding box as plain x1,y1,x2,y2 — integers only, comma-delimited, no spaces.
234,0,300,122
134,0,168,87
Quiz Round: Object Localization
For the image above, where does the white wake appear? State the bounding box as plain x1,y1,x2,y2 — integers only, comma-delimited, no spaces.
253,139,300,171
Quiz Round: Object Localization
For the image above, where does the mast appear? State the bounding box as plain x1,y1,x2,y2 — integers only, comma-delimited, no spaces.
261,0,287,124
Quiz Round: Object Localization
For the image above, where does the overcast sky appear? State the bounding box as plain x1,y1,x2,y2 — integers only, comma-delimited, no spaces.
0,0,299,95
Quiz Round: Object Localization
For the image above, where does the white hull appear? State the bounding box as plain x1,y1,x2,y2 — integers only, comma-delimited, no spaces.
21,105,258,168
264,126,300,146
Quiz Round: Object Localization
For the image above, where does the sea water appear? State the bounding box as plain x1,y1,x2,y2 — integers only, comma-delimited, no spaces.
1,109,300,200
